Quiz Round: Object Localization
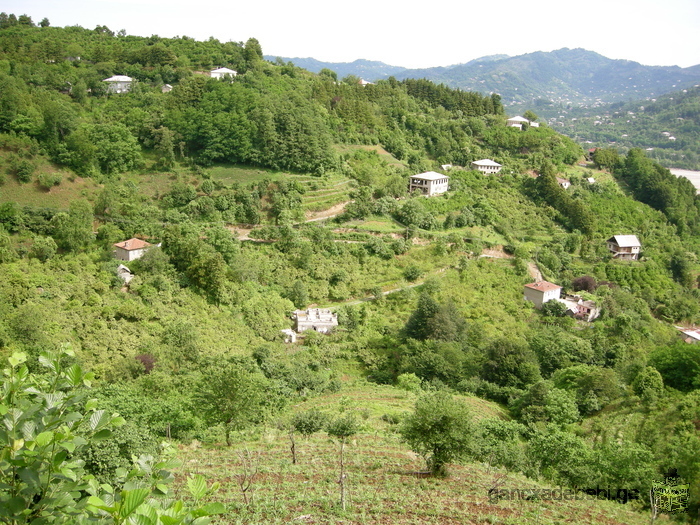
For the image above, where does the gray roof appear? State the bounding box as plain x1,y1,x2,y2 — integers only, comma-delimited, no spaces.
608,235,641,248
471,159,502,167
103,75,132,82
412,171,448,181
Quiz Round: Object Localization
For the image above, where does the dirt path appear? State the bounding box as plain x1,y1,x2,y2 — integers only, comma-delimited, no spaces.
528,261,543,281
305,201,351,222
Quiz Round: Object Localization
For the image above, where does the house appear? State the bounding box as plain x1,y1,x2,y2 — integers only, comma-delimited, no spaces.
409,172,449,196
607,235,641,260
471,159,502,175
677,327,700,344
280,328,297,343
210,67,237,79
523,281,562,309
161,84,173,93
556,177,571,190
587,177,596,184
116,264,134,285
103,75,133,94
359,78,375,86
507,116,530,130
294,308,338,333
113,238,153,262
559,294,600,322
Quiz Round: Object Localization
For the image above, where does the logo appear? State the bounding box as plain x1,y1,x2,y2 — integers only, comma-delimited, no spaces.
651,473,689,515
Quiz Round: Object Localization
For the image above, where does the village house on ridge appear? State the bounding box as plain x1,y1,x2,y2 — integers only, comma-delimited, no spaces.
523,280,599,321
607,235,641,260
103,75,133,94
471,159,502,175
210,67,237,79
294,308,338,334
113,238,153,262
409,171,449,196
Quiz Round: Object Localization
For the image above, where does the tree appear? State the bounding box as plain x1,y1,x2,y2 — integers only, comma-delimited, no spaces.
39,17,50,27
326,414,359,510
195,358,270,446
523,110,538,122
631,366,664,405
649,344,700,392
400,391,473,476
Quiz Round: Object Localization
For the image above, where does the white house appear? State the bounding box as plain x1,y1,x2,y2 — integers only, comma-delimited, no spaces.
103,75,133,94
678,327,700,344
294,309,338,333
523,281,562,309
471,159,502,175
507,116,529,129
606,235,641,260
409,172,449,196
507,115,539,129
556,177,571,190
210,67,237,79
161,84,173,93
113,238,153,262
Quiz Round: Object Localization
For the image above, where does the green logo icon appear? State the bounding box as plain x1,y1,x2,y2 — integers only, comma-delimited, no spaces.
651,476,689,514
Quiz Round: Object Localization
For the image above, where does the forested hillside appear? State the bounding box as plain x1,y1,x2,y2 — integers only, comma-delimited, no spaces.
550,86,700,170
1,15,699,525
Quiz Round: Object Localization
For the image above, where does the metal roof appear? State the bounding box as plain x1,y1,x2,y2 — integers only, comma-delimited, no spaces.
103,75,132,82
412,171,449,181
608,235,641,248
471,159,502,167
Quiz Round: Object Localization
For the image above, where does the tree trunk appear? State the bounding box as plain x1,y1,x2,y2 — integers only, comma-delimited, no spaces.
289,429,297,464
339,439,346,510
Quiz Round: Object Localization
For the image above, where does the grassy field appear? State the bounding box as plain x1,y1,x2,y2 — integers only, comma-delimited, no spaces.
0,172,102,209
334,144,407,169
172,382,664,525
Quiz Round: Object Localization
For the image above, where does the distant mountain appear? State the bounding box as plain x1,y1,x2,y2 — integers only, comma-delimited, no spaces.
270,49,700,115
263,56,407,80
393,48,700,112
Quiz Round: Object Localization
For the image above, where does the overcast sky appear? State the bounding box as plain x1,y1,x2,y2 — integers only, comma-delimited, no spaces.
4,0,700,69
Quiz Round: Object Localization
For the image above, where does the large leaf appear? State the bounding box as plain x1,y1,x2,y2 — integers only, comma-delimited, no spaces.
89,410,112,431
119,488,150,519
187,474,207,501
35,431,54,447
202,502,225,515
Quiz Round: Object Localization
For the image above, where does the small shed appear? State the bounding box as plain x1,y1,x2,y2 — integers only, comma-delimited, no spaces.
556,177,571,190
114,238,153,262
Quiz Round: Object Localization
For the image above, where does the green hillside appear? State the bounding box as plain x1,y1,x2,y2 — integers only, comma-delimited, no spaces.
0,15,698,525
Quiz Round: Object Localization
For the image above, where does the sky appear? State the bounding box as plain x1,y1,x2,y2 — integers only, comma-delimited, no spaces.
4,0,700,69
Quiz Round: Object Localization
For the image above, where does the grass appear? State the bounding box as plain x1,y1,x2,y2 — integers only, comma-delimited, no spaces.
334,144,407,168
0,172,102,209
171,382,664,525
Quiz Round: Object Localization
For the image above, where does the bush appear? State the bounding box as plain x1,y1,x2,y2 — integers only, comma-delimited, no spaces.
38,172,62,189
13,158,35,183
400,391,474,476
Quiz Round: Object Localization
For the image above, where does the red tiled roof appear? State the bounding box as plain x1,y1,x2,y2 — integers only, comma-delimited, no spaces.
524,281,562,292
113,238,152,251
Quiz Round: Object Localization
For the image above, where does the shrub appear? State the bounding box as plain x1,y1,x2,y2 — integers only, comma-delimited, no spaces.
38,172,62,189
13,158,35,183
400,391,474,476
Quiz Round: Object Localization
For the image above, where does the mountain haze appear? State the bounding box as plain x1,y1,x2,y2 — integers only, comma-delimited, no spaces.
273,48,700,113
